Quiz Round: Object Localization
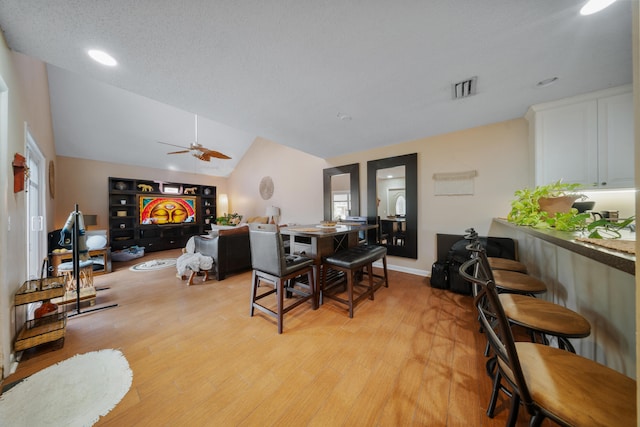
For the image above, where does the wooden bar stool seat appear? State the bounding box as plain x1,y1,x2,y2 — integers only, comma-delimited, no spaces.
491,269,547,296
499,294,591,352
511,343,636,426
487,257,527,274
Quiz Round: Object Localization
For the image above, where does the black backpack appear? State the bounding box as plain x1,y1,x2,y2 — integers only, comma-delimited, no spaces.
446,239,474,295
430,260,449,289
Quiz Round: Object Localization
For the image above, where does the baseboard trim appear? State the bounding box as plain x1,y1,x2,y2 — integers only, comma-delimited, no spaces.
373,261,428,277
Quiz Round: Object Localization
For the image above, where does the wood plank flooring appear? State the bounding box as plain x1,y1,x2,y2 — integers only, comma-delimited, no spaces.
4,249,548,426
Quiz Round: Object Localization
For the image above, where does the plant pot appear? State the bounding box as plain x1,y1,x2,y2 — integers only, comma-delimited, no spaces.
538,196,579,217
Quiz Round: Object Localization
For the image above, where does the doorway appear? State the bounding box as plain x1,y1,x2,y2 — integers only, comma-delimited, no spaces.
25,127,47,281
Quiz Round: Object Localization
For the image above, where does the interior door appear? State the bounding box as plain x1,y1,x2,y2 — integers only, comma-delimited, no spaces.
26,128,46,280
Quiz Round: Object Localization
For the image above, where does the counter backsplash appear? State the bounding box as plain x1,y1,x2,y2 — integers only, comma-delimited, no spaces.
581,189,635,219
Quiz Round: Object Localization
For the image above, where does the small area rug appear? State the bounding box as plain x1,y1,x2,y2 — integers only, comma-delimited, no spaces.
0,349,132,426
129,258,177,272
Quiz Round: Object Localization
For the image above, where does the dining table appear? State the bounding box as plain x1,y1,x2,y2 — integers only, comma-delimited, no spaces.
280,223,376,260
279,223,378,307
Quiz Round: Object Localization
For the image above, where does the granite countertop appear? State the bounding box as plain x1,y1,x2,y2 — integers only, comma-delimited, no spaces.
493,218,636,275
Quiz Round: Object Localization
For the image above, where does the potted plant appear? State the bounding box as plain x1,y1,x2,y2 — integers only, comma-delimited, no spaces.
507,180,589,231
215,212,242,226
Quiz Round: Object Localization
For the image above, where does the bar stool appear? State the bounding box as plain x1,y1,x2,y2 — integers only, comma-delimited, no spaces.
248,224,315,334
487,257,527,274
57,260,94,292
468,247,592,421
491,269,546,296
322,245,387,318
460,256,634,427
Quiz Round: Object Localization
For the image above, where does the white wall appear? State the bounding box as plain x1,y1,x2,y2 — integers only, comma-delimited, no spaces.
228,137,328,225
0,43,57,377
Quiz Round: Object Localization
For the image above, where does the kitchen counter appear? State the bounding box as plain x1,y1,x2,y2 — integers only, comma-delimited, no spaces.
492,218,635,275
490,218,636,378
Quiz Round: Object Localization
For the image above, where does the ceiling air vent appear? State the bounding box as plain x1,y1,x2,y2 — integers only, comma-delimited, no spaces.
452,76,477,100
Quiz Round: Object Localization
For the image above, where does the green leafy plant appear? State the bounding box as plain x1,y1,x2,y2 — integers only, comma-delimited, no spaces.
216,212,242,226
586,216,636,239
507,180,588,231
508,181,636,238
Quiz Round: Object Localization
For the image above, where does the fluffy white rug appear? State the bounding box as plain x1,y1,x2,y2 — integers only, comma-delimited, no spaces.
129,258,177,271
0,349,133,426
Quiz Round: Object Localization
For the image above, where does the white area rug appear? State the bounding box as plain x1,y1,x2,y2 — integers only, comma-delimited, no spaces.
129,258,177,272
0,349,132,427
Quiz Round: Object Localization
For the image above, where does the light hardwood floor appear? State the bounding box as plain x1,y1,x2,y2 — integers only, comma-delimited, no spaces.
4,250,547,426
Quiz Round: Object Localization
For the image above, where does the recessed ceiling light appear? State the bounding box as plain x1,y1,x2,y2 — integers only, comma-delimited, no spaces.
87,49,117,67
580,0,617,15
536,77,559,88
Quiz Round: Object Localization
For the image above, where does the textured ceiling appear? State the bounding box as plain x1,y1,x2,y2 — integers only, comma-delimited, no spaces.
0,1,632,177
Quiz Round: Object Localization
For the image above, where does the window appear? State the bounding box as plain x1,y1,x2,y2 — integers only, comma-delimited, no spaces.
332,192,350,221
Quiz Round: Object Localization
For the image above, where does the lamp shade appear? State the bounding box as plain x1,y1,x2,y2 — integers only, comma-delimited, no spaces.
266,206,280,217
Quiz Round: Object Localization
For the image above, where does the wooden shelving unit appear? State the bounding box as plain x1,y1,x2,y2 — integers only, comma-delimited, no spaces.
108,177,216,252
14,277,67,351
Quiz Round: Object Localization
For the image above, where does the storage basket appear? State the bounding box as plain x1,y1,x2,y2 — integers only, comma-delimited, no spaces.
15,276,66,306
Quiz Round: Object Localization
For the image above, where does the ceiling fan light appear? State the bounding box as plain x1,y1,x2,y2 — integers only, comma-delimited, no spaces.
580,0,617,15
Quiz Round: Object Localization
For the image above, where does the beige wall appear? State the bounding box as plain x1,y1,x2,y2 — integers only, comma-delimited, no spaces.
54,156,229,230
227,137,328,224
324,119,530,274
0,44,57,376
633,0,639,414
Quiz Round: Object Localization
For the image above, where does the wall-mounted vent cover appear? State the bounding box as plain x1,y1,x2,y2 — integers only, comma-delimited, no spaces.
452,76,477,99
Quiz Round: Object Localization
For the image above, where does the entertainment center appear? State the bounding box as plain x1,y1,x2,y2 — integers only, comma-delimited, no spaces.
108,177,216,252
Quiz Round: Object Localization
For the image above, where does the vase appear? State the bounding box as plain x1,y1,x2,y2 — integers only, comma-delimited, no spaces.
35,300,58,319
538,195,579,217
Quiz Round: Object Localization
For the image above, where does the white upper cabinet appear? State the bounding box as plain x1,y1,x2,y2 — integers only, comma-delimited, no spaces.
526,85,633,189
597,92,634,189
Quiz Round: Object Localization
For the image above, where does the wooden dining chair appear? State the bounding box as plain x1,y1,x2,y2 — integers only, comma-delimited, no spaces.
460,256,636,427
248,224,315,334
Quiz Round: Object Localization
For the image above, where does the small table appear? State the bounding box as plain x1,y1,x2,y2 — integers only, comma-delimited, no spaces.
49,248,112,276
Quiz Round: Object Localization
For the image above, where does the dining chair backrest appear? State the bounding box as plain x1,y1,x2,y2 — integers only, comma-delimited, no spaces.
459,257,536,416
248,224,287,276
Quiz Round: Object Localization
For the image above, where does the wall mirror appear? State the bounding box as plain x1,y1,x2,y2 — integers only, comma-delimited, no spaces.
367,153,417,258
323,163,360,221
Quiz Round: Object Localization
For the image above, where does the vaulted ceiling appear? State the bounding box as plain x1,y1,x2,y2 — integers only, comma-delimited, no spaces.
0,1,632,176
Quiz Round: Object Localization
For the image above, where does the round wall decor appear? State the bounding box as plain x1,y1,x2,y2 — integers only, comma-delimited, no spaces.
259,176,274,200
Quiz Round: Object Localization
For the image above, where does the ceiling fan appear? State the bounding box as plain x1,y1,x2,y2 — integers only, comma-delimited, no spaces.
158,114,231,161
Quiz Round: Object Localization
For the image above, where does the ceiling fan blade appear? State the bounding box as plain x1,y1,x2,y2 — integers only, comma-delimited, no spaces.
203,149,231,160
167,150,190,155
193,152,210,162
157,140,190,150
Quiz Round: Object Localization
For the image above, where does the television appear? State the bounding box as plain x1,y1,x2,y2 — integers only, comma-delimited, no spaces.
139,195,196,225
